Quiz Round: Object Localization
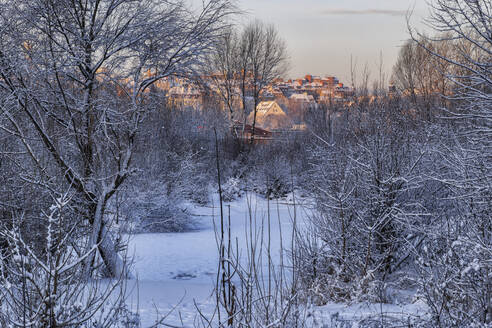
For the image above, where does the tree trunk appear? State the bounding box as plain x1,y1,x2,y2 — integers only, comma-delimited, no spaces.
85,197,131,279
98,222,130,278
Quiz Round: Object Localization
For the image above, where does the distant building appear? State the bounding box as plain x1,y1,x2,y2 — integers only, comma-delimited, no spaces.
167,84,202,109
292,123,307,131
154,73,354,128
248,101,292,130
289,93,316,104
288,93,317,123
333,83,354,99
323,76,339,88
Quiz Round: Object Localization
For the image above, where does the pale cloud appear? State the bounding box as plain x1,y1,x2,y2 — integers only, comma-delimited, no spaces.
322,9,408,17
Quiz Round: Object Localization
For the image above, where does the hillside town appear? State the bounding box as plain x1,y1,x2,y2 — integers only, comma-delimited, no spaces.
161,74,355,131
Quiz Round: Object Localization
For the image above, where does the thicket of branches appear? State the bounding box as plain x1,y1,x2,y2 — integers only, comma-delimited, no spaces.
0,0,235,325
0,0,490,326
294,1,491,327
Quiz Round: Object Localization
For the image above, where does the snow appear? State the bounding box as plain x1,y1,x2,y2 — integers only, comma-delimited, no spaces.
123,193,426,327
308,301,428,327
124,280,215,327
125,192,308,326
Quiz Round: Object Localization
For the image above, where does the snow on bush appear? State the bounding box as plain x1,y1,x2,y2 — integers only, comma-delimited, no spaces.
124,188,198,233
221,176,244,201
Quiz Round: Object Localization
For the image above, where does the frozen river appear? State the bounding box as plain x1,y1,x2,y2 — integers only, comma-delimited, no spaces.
125,193,310,326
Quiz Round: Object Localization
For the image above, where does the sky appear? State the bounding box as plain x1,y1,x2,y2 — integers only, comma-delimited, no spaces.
236,0,430,85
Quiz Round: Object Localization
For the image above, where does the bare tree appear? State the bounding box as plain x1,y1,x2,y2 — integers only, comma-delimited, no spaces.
392,40,420,104
204,20,288,144
392,36,453,120
408,0,491,125
0,193,133,327
0,0,234,277
207,28,242,120
408,1,491,325
303,98,429,303
243,21,288,142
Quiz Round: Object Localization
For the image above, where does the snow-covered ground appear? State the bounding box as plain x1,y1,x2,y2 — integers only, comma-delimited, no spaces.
123,193,427,327
125,193,308,326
